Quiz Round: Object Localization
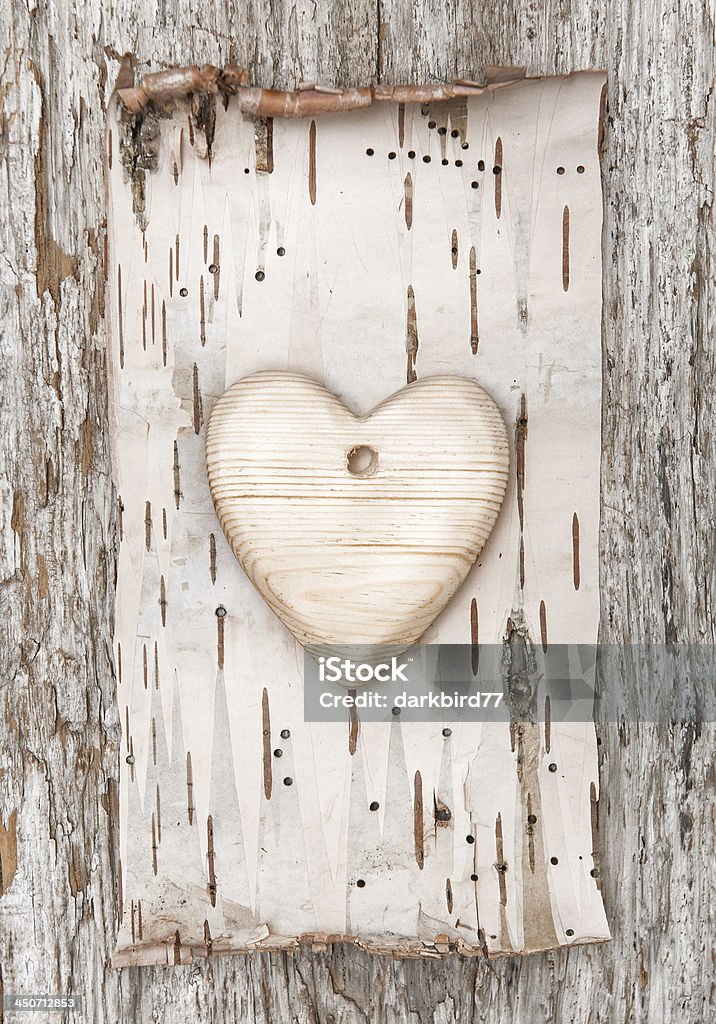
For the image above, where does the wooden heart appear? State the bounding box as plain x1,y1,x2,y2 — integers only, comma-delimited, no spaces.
206,372,509,654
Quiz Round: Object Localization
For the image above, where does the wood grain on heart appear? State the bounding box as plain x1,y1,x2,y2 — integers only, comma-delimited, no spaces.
206,371,509,652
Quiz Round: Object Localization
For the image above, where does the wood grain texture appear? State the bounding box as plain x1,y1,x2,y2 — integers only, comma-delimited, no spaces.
206,373,508,651
0,2,713,1024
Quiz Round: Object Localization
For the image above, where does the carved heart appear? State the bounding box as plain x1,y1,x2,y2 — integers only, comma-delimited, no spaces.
206,372,509,655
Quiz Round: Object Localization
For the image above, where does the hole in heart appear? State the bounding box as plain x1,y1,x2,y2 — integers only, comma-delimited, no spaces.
346,445,378,477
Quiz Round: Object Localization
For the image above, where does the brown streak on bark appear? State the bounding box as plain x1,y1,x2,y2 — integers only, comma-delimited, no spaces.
494,137,503,218
308,120,317,205
200,277,206,346
544,696,551,753
562,206,570,291
144,500,151,550
348,695,359,755
217,613,224,669
262,688,273,799
186,752,194,825
539,600,547,651
470,597,479,675
404,172,413,230
572,512,581,590
526,794,535,874
117,264,124,368
142,280,147,349
406,284,418,383
590,781,602,891
212,235,220,300
209,533,217,584
515,395,528,589
469,246,479,353
414,771,424,870
207,816,216,906
173,441,181,508
495,813,507,905
192,363,203,434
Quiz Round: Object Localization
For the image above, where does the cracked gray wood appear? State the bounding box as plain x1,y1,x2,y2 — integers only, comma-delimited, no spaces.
0,0,713,1021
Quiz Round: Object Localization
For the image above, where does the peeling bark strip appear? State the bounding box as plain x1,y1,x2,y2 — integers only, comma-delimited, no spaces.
469,246,479,353
406,285,419,382
261,688,272,799
572,512,581,590
308,120,317,205
117,69,526,115
404,173,413,229
562,205,570,290
494,137,503,219
413,771,424,869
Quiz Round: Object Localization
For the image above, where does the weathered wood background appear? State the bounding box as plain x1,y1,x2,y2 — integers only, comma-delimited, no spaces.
0,1,713,1021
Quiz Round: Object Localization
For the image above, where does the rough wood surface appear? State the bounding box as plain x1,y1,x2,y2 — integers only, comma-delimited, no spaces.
207,372,509,651
0,2,713,1023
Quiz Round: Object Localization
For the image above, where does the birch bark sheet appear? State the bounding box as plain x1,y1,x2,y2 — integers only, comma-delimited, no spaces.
107,70,609,965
